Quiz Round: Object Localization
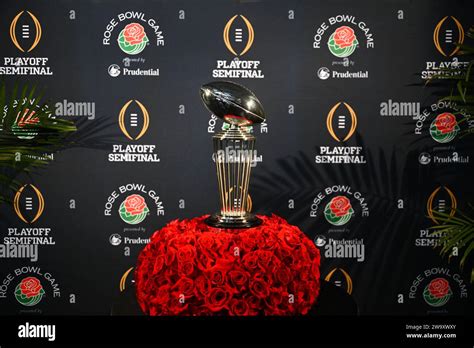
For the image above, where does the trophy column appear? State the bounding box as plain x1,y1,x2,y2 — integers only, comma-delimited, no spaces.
206,125,260,228
200,80,266,229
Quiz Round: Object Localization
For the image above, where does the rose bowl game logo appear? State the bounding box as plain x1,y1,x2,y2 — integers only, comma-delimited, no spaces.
310,185,369,232
324,196,354,226
0,267,61,313
1,99,51,140
429,112,460,143
102,11,164,77
423,278,453,307
119,194,149,225
328,26,358,58
12,108,40,140
312,15,373,79
118,23,149,55
407,268,468,313
414,101,472,165
14,276,45,306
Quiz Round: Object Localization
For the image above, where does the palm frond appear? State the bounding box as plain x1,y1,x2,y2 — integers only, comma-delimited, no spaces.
428,207,474,276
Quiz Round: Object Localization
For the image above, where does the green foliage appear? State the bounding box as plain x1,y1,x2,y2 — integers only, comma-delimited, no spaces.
429,26,474,116
429,207,474,282
427,25,474,282
0,82,76,203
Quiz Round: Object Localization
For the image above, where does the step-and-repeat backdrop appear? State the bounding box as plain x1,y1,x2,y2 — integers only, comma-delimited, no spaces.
0,0,472,315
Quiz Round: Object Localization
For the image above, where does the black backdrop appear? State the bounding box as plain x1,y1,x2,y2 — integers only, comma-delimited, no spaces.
0,0,472,316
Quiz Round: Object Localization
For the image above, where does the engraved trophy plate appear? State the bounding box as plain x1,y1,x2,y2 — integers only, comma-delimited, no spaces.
200,81,265,228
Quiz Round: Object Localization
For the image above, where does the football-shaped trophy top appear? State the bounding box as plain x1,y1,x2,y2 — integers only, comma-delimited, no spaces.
200,81,266,126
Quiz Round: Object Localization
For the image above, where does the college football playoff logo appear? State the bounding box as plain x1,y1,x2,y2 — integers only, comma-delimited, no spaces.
427,186,457,224
326,102,357,142
433,16,464,57
118,100,150,140
223,14,254,56
13,184,44,224
119,267,134,292
324,268,353,295
10,10,42,52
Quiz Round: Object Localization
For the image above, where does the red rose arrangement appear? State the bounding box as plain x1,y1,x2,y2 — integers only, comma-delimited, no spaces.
135,215,320,315
435,112,457,134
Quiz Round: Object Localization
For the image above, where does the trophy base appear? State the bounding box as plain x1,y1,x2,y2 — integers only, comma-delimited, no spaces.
205,213,262,229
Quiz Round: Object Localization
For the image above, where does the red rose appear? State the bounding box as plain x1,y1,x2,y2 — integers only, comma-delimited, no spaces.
435,113,457,134
229,269,249,289
333,26,356,48
279,229,301,250
261,229,278,250
329,196,352,217
208,268,225,286
123,23,146,45
197,234,215,250
154,284,170,305
276,265,292,285
178,262,194,277
19,277,42,298
165,247,176,266
208,259,234,286
265,289,285,312
239,232,258,251
153,256,165,273
205,287,231,312
229,299,250,316
195,276,211,297
172,277,194,297
254,250,274,268
168,297,188,315
241,252,259,270
243,293,260,309
196,252,213,271
428,278,450,298
249,278,270,299
177,245,196,263
124,194,147,216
